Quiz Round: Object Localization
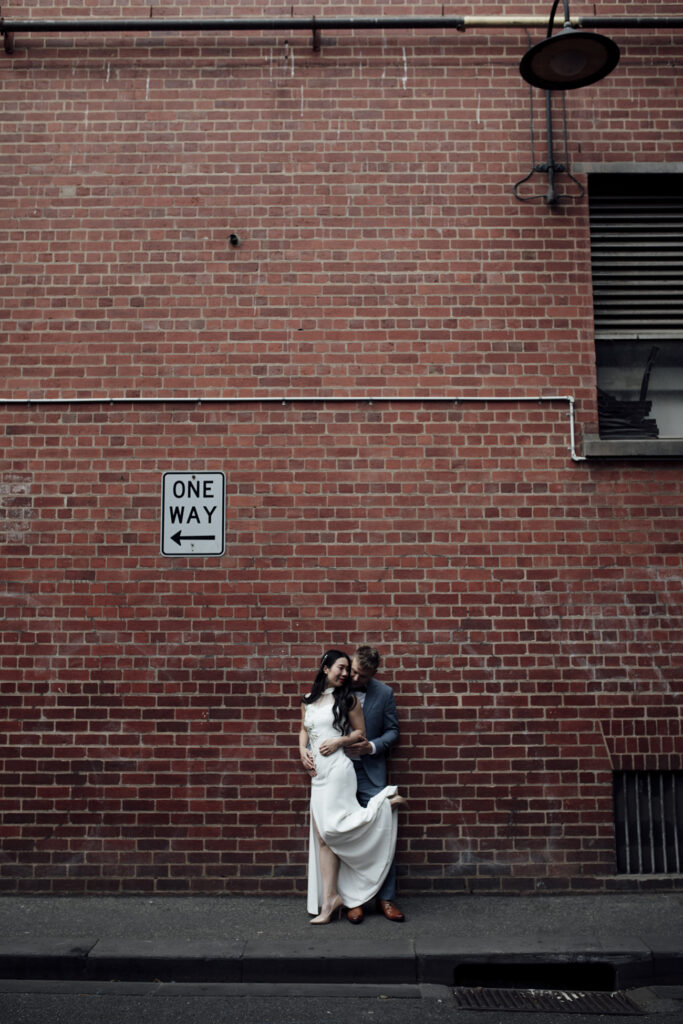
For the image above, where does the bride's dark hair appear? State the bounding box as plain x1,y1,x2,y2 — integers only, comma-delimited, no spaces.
302,649,355,735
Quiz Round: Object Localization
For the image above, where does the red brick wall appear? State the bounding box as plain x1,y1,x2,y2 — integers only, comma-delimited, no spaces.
1,2,682,894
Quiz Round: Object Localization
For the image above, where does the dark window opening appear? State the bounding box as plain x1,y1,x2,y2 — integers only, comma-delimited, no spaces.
589,174,683,439
613,770,683,874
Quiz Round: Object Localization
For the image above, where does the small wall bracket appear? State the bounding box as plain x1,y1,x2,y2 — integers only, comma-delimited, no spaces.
513,89,584,205
311,16,321,51
1,21,15,55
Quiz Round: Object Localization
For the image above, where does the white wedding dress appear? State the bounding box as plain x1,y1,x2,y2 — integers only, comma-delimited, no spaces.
305,688,398,914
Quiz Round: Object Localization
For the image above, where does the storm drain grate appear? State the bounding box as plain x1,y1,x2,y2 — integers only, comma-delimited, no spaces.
453,987,643,1015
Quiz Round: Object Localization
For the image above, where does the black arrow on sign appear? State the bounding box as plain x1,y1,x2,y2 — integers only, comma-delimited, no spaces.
171,530,216,546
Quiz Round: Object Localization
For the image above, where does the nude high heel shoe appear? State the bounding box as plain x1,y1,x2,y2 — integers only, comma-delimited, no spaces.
310,895,343,924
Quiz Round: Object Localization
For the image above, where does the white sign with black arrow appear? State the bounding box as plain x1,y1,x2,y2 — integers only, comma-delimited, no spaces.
161,471,225,556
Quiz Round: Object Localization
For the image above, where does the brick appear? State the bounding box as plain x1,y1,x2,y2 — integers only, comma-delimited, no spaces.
0,0,681,895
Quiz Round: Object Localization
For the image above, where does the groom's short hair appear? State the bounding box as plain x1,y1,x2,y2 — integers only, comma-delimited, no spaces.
354,644,381,673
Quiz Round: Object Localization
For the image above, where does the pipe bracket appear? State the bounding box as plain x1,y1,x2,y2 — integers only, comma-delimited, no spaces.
1,19,15,54
311,16,321,51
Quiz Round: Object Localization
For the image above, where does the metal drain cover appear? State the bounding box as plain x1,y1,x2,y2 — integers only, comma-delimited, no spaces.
453,987,643,1014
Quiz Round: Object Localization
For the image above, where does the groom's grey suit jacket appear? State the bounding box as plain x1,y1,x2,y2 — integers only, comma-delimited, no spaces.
354,677,400,789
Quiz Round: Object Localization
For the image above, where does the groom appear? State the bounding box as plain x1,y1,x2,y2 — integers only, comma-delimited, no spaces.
345,644,405,924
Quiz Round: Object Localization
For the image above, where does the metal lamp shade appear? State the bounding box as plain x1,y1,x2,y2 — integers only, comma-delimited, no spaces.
520,26,620,90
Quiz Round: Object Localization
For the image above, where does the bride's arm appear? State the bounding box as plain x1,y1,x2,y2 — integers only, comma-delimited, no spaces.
318,697,365,755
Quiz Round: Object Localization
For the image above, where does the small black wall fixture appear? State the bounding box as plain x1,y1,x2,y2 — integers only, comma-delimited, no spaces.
520,0,620,90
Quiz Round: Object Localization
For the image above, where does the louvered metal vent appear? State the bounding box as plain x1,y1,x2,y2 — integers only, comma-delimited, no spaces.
589,177,683,342
613,770,683,874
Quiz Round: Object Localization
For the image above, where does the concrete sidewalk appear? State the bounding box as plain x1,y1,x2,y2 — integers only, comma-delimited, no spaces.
1,893,682,989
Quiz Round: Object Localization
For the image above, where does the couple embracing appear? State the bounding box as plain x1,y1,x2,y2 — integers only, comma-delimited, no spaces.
299,644,406,925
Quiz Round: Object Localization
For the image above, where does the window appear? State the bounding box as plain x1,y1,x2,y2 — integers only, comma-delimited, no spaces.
589,174,683,441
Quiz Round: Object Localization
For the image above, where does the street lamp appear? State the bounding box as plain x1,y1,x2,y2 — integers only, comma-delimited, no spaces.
520,0,620,90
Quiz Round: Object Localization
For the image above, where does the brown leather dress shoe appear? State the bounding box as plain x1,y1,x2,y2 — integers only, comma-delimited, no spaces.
346,905,364,924
377,899,405,922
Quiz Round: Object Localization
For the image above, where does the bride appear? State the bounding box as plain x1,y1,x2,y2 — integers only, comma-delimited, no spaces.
299,649,406,924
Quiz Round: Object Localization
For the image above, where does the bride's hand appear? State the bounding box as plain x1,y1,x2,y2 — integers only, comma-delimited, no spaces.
318,737,341,757
301,749,316,775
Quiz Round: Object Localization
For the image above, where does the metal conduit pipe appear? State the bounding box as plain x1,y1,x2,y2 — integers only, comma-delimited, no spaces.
3,15,683,32
1,17,468,33
3,14,683,53
0,394,586,462
4,14,683,55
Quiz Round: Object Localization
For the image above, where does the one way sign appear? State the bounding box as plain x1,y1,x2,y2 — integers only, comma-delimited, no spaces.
161,472,225,556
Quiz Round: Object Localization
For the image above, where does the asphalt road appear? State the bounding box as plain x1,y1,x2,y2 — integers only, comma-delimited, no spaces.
1,982,683,1024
